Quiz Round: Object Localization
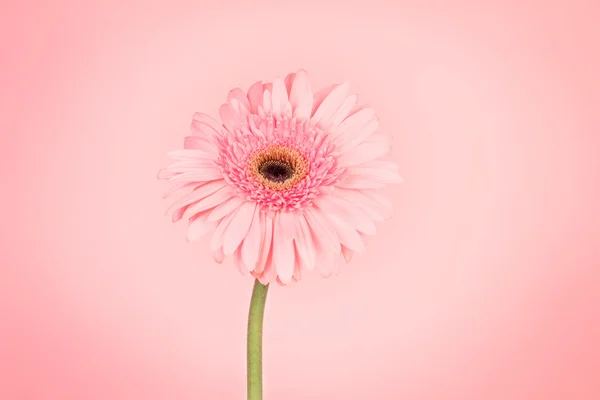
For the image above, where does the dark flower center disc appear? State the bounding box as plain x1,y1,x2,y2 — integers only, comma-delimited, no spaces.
259,160,294,183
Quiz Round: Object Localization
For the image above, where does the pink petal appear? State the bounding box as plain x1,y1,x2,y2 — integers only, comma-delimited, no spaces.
185,185,234,219
292,246,303,280
262,88,272,114
241,209,262,272
336,177,386,189
187,211,219,242
210,206,240,251
213,248,225,264
227,87,251,113
234,247,249,275
284,72,296,95
183,136,218,152
219,103,239,133
157,169,178,180
311,83,337,116
191,112,223,141
162,181,200,199
333,188,387,221
304,208,341,254
341,245,353,263
311,82,350,125
332,255,344,276
167,149,215,161
314,241,335,278
323,214,366,254
171,206,189,223
223,202,257,255
335,116,379,149
329,94,358,127
207,196,245,222
272,212,295,284
314,195,376,235
255,212,274,274
289,69,313,120
246,81,264,114
294,214,316,270
344,168,404,184
336,141,390,168
279,211,297,241
294,242,311,273
361,160,400,171
270,77,289,118
258,242,277,284
233,247,249,276
333,108,376,141
167,169,223,182
166,180,225,216
360,190,394,219
167,159,218,171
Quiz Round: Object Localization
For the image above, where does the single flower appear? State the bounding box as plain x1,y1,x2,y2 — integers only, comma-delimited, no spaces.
158,70,402,285
159,70,402,400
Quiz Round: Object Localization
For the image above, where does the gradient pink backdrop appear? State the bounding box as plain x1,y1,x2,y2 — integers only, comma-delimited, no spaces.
2,0,599,399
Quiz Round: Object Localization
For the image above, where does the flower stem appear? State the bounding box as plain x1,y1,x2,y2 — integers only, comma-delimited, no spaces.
247,279,269,400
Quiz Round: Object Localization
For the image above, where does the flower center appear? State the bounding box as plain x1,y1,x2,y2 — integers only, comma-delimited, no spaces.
259,160,294,183
249,145,309,191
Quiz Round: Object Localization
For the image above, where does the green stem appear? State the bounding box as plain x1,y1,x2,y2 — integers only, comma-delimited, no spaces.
247,279,269,400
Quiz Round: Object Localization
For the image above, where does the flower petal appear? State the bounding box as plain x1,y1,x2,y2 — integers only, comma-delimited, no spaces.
336,141,390,168
341,245,353,263
323,213,366,254
343,167,404,184
335,177,386,189
333,188,388,221
227,87,251,113
166,180,226,216
304,208,341,254
185,185,234,219
167,149,215,161
207,196,245,222
210,205,241,251
271,77,289,118
167,169,223,182
311,83,337,116
223,202,257,255
262,86,272,114
241,209,262,272
191,112,223,142
332,107,376,141
272,212,295,284
255,212,274,274
233,247,249,275
162,181,200,199
360,190,394,219
335,116,379,148
314,195,376,235
213,248,225,264
187,211,219,242
279,211,297,241
294,214,316,270
312,82,350,125
247,81,264,114
289,69,313,120
219,103,239,133
284,72,295,95
329,94,358,127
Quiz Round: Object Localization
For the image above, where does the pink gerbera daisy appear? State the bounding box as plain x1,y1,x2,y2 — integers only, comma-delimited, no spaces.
159,70,402,286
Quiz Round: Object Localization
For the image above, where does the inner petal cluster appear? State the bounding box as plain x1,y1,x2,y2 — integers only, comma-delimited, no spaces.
215,114,343,211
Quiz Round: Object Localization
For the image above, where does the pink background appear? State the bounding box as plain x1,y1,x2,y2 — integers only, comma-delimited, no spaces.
2,0,599,399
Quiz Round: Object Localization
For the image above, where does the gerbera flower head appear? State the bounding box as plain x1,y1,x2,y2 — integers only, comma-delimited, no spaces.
159,70,402,285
